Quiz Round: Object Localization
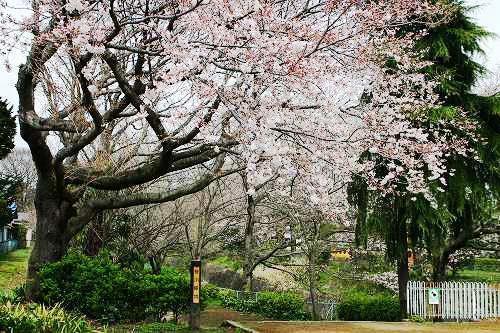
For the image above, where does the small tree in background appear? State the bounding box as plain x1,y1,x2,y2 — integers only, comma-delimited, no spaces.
0,149,37,211
0,98,15,159
0,175,21,227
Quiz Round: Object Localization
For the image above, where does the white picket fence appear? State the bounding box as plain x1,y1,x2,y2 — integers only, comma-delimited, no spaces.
407,281,500,320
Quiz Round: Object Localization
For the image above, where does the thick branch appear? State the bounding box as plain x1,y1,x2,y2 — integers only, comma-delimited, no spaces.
65,158,242,238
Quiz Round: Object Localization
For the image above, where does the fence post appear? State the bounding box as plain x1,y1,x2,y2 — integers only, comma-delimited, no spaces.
407,281,410,317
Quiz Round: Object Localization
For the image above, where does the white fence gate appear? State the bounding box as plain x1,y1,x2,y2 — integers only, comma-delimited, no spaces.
407,281,500,320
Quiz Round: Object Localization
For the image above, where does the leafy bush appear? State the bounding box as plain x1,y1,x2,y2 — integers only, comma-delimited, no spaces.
145,268,191,321
217,289,255,313
337,291,401,321
0,302,93,333
39,252,190,323
201,283,220,300
201,283,223,306
12,284,27,303
254,292,310,320
207,286,310,320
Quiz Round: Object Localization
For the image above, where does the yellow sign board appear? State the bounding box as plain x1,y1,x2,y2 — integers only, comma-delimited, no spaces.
193,266,200,304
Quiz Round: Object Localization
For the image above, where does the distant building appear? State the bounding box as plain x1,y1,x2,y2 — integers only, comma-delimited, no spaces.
0,224,16,254
0,210,35,254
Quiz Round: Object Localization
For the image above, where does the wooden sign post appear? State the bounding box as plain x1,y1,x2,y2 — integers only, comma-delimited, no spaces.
189,259,201,331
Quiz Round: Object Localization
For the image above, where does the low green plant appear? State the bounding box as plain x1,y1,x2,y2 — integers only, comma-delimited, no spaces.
136,322,179,332
336,291,401,322
409,315,426,323
207,286,310,320
0,291,14,304
0,302,93,333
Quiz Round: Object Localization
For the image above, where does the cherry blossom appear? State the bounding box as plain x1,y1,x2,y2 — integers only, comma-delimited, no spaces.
0,0,471,221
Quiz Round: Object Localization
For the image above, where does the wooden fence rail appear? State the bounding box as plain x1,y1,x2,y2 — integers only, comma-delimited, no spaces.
407,281,500,320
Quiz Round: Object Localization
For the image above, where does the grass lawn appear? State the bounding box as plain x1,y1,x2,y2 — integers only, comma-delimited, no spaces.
0,248,30,290
451,269,500,283
240,320,500,333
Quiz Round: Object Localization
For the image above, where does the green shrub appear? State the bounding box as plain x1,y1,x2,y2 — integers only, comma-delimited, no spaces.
255,292,310,320
201,283,223,306
337,291,401,322
211,287,310,320
201,283,220,300
0,302,93,333
145,268,191,321
218,291,255,313
39,252,191,323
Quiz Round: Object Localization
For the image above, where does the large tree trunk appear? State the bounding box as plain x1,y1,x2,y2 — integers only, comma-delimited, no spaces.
308,253,318,320
244,272,254,293
395,200,409,319
432,253,449,282
431,205,476,282
26,181,74,300
397,251,409,318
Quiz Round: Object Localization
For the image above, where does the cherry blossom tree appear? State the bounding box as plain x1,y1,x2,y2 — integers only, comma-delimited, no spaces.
0,148,37,211
0,0,454,298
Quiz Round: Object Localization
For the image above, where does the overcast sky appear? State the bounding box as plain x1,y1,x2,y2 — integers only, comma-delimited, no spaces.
1,0,499,148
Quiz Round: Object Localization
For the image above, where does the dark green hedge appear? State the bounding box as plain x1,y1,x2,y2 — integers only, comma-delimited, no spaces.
337,291,401,321
38,252,191,323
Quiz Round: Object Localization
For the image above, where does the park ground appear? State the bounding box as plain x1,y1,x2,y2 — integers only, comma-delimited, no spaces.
1,248,500,333
109,311,500,333
236,320,500,333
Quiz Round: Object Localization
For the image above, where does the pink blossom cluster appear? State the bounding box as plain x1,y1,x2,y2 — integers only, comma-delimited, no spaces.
0,0,473,218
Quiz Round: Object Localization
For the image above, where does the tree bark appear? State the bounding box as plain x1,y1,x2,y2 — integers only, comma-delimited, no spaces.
397,250,409,318
432,253,449,282
244,272,254,293
308,253,318,320
26,181,74,300
84,211,104,257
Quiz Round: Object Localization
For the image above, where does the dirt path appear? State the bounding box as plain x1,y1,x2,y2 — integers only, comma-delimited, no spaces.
241,320,500,333
199,308,265,327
